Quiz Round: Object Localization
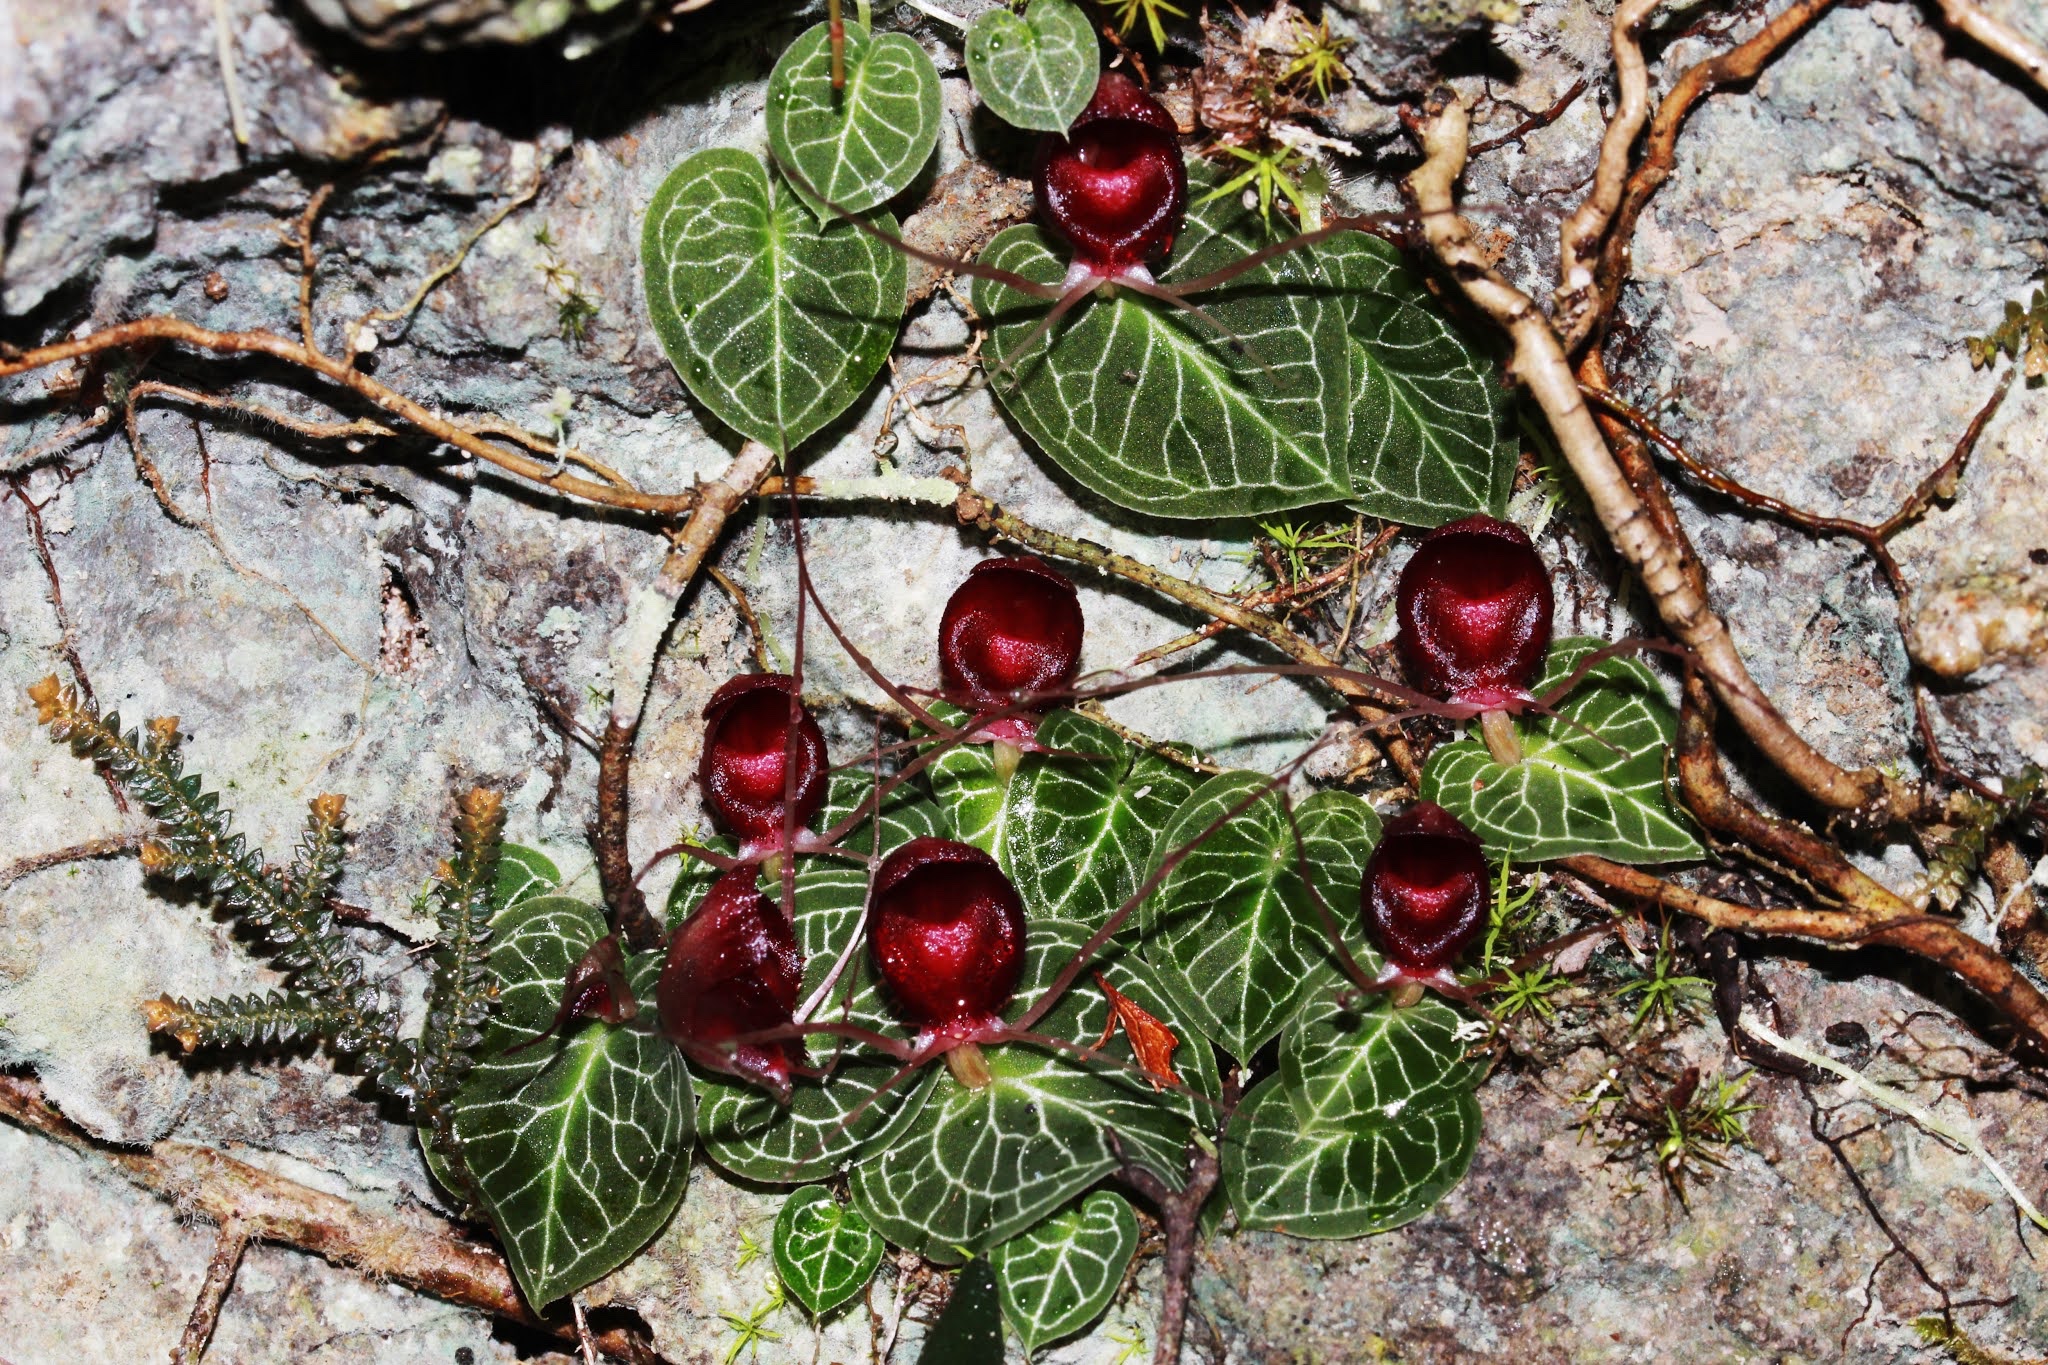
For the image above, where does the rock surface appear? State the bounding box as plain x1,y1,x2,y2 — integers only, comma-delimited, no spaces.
4,0,2047,1362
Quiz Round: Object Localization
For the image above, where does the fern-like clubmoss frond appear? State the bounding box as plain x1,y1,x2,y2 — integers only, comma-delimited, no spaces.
31,675,402,1075
1924,767,2044,912
144,991,353,1053
404,789,506,1138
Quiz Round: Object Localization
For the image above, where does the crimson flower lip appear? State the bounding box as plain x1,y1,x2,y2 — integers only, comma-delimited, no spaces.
1033,70,1188,284
698,672,828,853
658,864,804,1100
869,836,1027,1046
937,555,1085,729
1362,801,1488,991
1395,514,1554,710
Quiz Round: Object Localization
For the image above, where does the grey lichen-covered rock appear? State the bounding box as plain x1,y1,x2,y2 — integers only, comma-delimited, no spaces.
297,0,658,54
1324,0,1522,97
5,0,2048,1359
1909,569,2048,678
3,0,443,316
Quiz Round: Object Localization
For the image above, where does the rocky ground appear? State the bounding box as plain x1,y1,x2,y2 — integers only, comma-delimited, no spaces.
2,0,2046,1360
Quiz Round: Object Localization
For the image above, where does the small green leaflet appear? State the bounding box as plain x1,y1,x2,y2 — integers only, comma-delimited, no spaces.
493,843,561,911
1321,232,1512,527
974,164,1353,518
1225,989,1481,1238
767,20,942,218
966,0,1099,133
918,1259,1005,1364
927,707,1202,926
450,896,693,1308
641,148,905,454
773,1185,885,1317
1420,636,1703,863
989,1190,1139,1352
1223,1072,1480,1239
850,921,1216,1261
1141,776,1380,1062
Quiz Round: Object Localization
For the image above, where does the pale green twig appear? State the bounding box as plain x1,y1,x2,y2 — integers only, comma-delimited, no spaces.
1742,1013,2048,1232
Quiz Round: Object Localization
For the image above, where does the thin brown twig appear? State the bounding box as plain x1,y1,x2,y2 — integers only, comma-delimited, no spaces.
1931,0,2048,96
1471,77,1590,156
0,833,145,890
0,1075,660,1361
1580,0,1840,351
455,415,638,490
1402,89,1887,814
1585,372,2014,787
1553,0,1664,345
708,565,777,672
171,1217,248,1365
6,478,131,813
178,418,375,676
130,381,396,444
596,440,780,950
353,178,545,348
124,395,202,528
1129,551,1366,667
290,185,336,355
1559,855,2048,1051
1675,673,1912,915
0,319,703,517
0,410,114,476
1110,1073,1239,1365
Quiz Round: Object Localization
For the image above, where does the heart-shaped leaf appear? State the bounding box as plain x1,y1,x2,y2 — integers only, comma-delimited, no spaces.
989,1190,1139,1352
1141,776,1380,1062
1320,231,1513,527
767,20,942,218
1278,988,1484,1131
973,165,1353,518
919,1259,1006,1364
773,1184,885,1318
1419,637,1703,863
1222,1069,1480,1239
928,707,1203,926
450,896,693,1308
850,921,1217,1261
493,843,561,911
966,0,1099,132
642,148,905,453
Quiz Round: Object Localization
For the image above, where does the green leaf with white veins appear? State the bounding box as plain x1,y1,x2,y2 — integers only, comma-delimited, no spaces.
1319,231,1513,527
1278,989,1483,1131
768,20,942,218
773,1185,885,1318
817,764,946,857
1141,776,1380,1062
966,0,1099,133
850,921,1218,1262
492,842,561,911
1420,636,1703,863
1223,1070,1480,1239
973,163,1353,519
450,896,692,1308
989,1190,1139,1352
642,148,905,453
927,707,1203,927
